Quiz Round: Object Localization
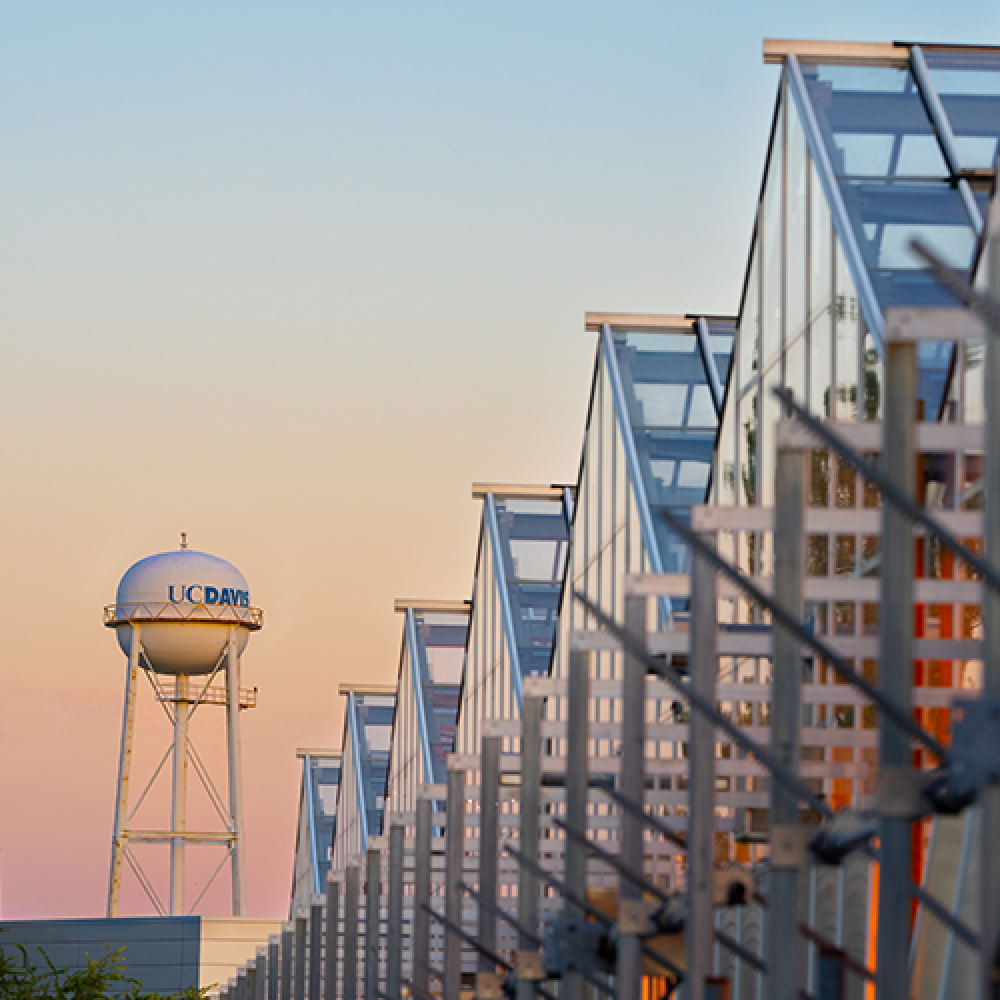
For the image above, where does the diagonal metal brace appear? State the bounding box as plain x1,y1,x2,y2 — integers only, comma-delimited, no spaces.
597,783,688,850
551,817,691,982
909,238,1000,334
795,926,873,982
462,867,617,1000
656,507,952,767
716,929,767,973
418,902,562,1000
504,845,683,985
776,386,1000,602
458,881,543,948
611,527,980,950
421,903,513,973
754,888,874,979
911,883,981,951
557,815,763,979
575,591,834,818
504,846,613,927
585,556,982,953
553,817,668,903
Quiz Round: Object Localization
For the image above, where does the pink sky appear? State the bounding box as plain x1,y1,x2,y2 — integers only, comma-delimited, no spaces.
2,1,984,919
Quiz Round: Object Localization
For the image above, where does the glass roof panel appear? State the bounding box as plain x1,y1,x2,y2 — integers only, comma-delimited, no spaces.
493,497,568,678
924,50,1000,169
305,755,340,892
412,609,465,781
918,340,957,421
706,320,735,383
805,65,948,178
637,430,718,506
800,62,979,310
842,178,979,306
423,686,460,779
613,323,735,578
354,694,395,839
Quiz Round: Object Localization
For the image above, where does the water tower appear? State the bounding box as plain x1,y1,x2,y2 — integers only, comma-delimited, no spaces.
104,536,263,918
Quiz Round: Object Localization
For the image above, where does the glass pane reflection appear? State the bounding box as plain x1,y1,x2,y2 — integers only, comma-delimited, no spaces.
804,65,948,180
494,497,568,678
800,62,980,310
924,49,1000,169
614,324,734,579
355,695,395,837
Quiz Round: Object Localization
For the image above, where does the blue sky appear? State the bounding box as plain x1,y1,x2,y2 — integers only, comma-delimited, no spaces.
0,1,996,918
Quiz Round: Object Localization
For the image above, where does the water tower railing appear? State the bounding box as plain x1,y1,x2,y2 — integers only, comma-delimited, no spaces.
103,601,264,629
161,683,258,710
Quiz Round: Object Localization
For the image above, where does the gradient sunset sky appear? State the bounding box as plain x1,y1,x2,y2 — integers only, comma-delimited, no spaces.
1,1,997,919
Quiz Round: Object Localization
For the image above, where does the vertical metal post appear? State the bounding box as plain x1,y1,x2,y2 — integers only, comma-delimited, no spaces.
281,925,294,1000
310,900,323,1000
256,949,268,1000
413,797,432,999
617,595,646,1000
366,848,381,1000
108,622,140,917
687,531,717,1000
295,916,307,1000
517,695,541,1000
879,337,916,1000
268,935,280,1000
564,650,590,1000
445,766,466,1000
226,627,247,915
247,967,258,1000
770,441,805,1000
324,877,340,1000
388,823,404,1000
170,673,189,916
344,865,360,1000
479,735,501,968
982,197,1000,1000
816,948,845,1000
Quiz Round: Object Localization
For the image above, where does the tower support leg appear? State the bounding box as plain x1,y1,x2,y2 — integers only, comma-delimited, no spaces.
171,673,189,916
227,628,247,915
108,624,141,917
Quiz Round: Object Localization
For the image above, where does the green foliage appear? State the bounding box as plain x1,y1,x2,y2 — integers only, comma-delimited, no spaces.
0,945,210,1000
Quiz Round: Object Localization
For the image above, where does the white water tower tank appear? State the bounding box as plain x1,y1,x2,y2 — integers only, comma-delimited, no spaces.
112,548,257,674
105,537,262,919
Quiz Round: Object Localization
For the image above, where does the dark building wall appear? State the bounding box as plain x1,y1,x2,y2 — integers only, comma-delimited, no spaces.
0,917,201,996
